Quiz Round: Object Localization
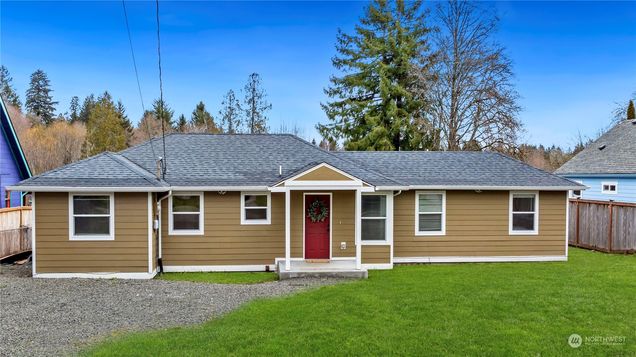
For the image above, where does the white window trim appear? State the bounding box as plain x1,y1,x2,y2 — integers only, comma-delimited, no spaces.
361,192,393,245
240,191,271,225
168,192,204,235
415,191,446,236
68,192,115,241
569,180,583,198
509,191,539,235
601,181,618,194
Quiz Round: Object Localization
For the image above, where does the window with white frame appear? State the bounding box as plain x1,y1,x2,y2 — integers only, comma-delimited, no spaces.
361,194,388,242
415,192,445,235
241,192,271,224
601,182,617,194
510,192,538,234
570,180,583,198
70,194,114,240
169,193,203,235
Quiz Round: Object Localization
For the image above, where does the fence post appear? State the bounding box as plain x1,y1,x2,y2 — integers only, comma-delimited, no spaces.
608,201,613,252
575,200,580,245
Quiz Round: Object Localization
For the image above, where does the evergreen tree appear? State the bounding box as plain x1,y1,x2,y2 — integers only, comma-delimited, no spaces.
79,94,96,123
191,101,220,133
0,65,21,109
25,69,58,124
317,0,435,151
116,100,134,146
219,90,243,134
84,93,127,156
243,73,271,133
69,96,80,122
177,114,188,132
628,100,635,120
152,98,174,127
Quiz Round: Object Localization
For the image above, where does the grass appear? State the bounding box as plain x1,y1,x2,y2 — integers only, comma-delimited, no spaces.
156,271,278,284
87,248,636,356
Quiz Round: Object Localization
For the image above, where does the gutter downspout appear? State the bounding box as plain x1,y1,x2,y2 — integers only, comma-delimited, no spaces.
156,190,172,274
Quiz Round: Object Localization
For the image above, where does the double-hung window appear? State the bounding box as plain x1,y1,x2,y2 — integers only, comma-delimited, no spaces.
69,194,114,240
361,194,390,242
169,193,204,235
509,192,539,235
241,192,271,224
415,192,446,235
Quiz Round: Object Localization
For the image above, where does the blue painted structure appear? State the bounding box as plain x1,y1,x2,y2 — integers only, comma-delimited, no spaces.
0,97,31,208
564,175,636,203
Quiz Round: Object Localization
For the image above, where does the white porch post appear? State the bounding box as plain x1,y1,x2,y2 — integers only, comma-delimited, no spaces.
355,188,362,270
285,189,291,271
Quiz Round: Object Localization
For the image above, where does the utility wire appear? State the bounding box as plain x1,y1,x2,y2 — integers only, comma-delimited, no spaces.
121,0,158,168
155,0,167,178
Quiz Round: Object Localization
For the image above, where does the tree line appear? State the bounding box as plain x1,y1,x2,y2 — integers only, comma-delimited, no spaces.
0,66,273,174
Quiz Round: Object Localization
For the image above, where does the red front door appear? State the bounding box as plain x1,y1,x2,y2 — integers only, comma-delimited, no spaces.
305,195,330,259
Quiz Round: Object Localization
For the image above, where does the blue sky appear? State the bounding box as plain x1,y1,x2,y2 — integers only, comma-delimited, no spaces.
1,1,635,149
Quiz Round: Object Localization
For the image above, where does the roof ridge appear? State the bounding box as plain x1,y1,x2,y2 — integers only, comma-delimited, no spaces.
285,135,404,185
107,153,166,187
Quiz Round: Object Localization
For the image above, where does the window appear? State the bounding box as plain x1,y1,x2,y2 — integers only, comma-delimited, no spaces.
169,193,204,235
69,194,114,240
415,192,446,235
361,194,388,242
570,180,583,198
601,182,617,194
509,192,539,235
241,192,271,224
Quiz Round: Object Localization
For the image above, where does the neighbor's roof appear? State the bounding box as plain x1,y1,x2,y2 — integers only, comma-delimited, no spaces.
0,96,31,179
10,133,583,191
555,119,636,176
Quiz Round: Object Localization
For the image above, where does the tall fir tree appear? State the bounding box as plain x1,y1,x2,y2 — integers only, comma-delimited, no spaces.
191,101,220,133
219,90,243,134
84,93,127,156
152,98,174,127
243,73,272,134
116,100,134,146
317,0,436,151
79,94,96,123
0,65,21,109
627,100,635,120
69,96,80,122
25,69,58,124
176,114,188,132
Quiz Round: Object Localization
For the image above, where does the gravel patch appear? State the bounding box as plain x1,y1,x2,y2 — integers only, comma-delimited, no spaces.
0,262,344,356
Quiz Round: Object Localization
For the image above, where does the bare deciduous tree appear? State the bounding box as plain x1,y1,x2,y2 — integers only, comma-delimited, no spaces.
428,1,522,152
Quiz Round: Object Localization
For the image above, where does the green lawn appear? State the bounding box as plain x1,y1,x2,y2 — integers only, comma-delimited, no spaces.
87,248,636,356
156,271,278,284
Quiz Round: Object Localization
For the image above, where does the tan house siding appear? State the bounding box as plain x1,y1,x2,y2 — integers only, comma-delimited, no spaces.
290,191,356,258
161,191,284,266
362,245,390,264
394,190,567,257
35,192,150,273
293,166,353,181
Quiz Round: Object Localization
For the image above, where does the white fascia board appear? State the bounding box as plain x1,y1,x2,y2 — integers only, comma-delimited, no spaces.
170,186,269,191
374,185,583,191
7,186,169,192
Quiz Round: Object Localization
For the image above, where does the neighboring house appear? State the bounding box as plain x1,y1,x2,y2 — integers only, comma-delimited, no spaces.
555,119,636,203
8,134,583,279
0,97,31,208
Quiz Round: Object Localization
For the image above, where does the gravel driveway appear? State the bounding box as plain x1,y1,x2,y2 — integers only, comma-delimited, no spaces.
0,263,340,356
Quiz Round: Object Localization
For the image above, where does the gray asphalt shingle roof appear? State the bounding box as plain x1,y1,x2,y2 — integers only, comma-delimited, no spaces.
12,133,581,190
555,119,636,175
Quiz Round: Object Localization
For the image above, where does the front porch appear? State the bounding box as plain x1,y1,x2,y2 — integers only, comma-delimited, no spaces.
276,259,368,279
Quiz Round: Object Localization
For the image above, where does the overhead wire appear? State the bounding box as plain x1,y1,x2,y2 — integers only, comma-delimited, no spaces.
155,0,167,178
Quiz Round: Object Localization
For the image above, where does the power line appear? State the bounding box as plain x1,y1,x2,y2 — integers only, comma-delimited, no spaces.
155,0,167,178
121,0,157,166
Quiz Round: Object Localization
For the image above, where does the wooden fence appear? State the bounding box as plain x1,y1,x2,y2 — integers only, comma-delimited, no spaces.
0,206,32,259
569,199,636,253
0,206,32,231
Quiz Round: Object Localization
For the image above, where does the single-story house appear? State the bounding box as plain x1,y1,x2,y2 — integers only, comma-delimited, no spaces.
555,119,636,203
8,134,583,279
0,96,31,208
